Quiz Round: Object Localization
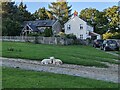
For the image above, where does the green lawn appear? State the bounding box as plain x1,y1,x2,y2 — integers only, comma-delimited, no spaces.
2,41,119,67
2,67,118,88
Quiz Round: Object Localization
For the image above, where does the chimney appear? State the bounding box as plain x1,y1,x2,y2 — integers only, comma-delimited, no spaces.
74,10,78,17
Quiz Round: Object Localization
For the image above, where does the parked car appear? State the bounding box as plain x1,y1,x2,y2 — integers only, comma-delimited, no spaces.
100,39,119,51
93,39,104,48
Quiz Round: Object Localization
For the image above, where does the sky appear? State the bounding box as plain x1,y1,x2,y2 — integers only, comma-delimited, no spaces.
15,1,118,14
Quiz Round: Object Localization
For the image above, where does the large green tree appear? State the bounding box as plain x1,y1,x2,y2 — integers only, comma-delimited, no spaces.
104,6,119,32
49,1,72,29
2,1,35,36
94,11,108,34
79,8,108,35
18,2,35,22
2,1,21,36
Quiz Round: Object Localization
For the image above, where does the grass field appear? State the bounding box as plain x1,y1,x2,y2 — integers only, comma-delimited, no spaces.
2,67,118,88
2,41,119,68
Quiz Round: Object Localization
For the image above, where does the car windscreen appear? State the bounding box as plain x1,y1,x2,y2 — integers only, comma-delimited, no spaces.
107,40,117,44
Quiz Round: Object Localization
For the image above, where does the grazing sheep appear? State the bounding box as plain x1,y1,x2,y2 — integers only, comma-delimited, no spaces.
53,59,63,65
41,59,52,64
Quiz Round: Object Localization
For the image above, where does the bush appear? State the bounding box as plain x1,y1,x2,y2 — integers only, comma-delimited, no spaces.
44,28,53,37
110,34,120,39
66,34,77,40
103,32,120,39
28,33,42,36
57,32,66,37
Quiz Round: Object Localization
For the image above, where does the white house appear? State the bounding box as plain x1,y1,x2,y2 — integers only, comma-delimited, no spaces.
64,13,101,40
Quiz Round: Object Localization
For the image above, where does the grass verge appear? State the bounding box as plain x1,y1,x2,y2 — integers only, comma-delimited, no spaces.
2,41,119,68
2,67,118,88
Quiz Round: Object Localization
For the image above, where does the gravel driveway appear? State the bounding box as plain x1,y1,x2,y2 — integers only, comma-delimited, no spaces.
1,57,119,83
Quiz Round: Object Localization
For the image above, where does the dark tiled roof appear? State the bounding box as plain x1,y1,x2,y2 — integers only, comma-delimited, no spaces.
24,20,57,27
23,20,57,31
89,32,99,36
28,24,39,31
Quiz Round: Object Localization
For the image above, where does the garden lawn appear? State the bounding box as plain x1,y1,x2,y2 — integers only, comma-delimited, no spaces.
2,67,118,88
2,41,119,68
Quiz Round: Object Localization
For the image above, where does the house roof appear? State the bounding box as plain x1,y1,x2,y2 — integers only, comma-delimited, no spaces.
24,20,57,27
89,32,100,36
64,16,87,26
23,19,57,31
28,24,39,31
64,16,93,28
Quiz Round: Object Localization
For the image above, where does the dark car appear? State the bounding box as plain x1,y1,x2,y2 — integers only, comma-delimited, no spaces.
93,39,104,48
100,39,119,51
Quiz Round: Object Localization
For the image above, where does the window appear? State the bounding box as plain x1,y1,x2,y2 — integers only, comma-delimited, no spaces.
80,24,83,29
80,34,83,39
67,25,71,30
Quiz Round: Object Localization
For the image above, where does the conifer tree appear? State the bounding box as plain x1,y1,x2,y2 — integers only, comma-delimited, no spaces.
49,0,72,30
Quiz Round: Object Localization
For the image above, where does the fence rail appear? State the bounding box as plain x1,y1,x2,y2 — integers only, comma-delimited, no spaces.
1,36,74,45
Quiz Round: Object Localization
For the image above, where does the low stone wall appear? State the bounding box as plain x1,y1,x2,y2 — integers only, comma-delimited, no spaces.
1,36,74,45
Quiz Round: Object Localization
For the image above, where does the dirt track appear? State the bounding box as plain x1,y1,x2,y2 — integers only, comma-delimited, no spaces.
1,57,119,83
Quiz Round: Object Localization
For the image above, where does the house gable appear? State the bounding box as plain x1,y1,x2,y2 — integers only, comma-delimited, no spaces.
64,16,88,39
64,16,87,26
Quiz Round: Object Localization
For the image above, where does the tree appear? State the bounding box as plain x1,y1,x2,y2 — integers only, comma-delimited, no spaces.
2,1,35,36
49,0,72,29
33,7,49,20
2,1,21,36
104,6,119,32
79,8,108,35
79,8,99,24
33,7,55,20
94,11,108,34
18,2,35,21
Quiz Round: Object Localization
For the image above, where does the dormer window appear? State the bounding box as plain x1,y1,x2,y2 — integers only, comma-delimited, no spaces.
67,25,71,30
80,24,83,29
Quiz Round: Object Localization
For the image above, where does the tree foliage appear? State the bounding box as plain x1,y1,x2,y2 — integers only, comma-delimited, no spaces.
103,32,120,39
18,2,35,22
79,8,108,35
2,1,35,36
49,1,72,28
33,7,54,20
104,6,119,32
2,1,21,36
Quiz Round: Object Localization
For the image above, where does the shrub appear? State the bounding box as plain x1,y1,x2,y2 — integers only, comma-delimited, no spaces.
44,28,53,37
103,32,120,39
57,32,66,37
110,33,120,39
28,33,42,36
66,34,77,40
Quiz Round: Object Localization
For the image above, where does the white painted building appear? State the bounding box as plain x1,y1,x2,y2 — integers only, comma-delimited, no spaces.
64,16,101,40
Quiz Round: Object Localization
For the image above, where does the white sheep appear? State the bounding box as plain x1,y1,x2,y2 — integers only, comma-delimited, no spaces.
41,59,52,64
41,57,55,65
53,59,63,65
